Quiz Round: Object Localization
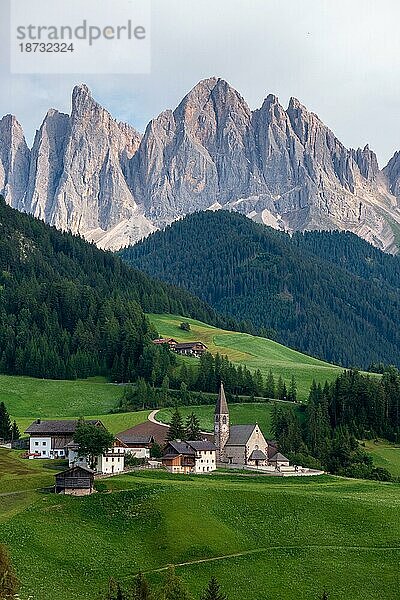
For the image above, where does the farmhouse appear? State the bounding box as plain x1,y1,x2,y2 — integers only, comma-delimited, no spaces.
25,419,102,459
67,438,126,474
116,431,155,459
55,465,94,496
152,338,177,347
25,418,126,474
162,439,217,474
214,382,290,468
172,341,208,358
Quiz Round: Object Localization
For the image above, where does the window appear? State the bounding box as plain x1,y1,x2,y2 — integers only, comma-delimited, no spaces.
34,441,39,446
43,441,47,446
222,416,227,424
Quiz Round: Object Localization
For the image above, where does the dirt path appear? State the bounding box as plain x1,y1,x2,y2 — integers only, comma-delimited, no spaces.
142,544,400,575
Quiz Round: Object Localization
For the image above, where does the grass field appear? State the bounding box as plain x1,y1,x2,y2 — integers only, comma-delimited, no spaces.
1,466,399,600
0,374,123,418
364,440,400,478
148,314,348,401
156,402,304,438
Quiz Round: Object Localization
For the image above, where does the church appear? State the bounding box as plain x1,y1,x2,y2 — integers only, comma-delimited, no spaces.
214,382,290,468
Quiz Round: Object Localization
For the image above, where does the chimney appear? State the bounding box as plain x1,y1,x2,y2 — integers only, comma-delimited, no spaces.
36,418,41,424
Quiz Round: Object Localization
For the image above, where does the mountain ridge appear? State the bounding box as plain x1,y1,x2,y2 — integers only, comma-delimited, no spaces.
1,78,400,251
120,210,400,369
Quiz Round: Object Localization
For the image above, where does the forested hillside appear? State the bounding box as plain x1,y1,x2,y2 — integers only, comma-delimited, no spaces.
0,197,233,381
121,211,400,368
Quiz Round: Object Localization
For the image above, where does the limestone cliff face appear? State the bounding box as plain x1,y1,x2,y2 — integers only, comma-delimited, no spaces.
1,78,400,252
0,115,30,210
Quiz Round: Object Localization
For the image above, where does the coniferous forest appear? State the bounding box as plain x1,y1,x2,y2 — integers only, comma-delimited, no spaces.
121,211,400,369
0,197,234,381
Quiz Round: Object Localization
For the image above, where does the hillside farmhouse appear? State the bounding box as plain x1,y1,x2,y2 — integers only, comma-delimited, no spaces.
214,383,290,469
25,419,102,459
152,338,208,358
162,440,217,474
25,419,127,474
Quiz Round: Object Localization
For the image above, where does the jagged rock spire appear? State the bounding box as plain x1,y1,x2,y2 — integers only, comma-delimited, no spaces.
215,381,229,415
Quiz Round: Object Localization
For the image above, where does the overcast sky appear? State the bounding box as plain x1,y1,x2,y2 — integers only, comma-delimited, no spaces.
1,0,399,166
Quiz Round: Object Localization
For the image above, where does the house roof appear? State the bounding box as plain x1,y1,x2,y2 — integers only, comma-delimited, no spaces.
187,440,217,452
173,342,207,350
117,433,155,445
164,439,216,456
25,419,102,435
117,421,169,446
215,381,229,415
56,465,95,477
249,449,267,461
225,424,256,446
269,451,289,463
167,440,195,455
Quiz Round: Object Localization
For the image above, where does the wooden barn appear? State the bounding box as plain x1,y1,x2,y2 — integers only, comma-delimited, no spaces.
55,465,95,496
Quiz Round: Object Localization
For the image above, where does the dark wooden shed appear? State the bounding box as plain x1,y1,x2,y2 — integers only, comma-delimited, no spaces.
55,465,95,496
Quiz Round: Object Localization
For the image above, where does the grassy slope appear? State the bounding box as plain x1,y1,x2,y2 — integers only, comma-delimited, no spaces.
1,469,399,600
148,313,346,400
0,374,150,435
157,402,304,438
364,440,400,478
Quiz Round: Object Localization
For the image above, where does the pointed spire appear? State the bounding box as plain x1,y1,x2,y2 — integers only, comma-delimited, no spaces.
215,381,229,414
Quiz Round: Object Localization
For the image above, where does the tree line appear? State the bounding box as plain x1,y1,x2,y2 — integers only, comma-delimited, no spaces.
0,197,237,383
118,351,297,413
271,368,400,480
121,210,400,369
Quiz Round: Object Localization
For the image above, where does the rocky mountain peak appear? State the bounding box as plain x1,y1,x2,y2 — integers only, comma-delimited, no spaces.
1,77,400,253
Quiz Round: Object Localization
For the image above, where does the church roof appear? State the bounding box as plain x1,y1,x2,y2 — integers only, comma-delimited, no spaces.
215,382,229,414
225,424,256,446
249,449,267,461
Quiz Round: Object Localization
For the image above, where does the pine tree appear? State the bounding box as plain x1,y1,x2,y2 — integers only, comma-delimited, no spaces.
185,412,201,440
167,408,185,441
288,374,297,402
200,577,227,600
132,572,151,600
0,402,12,441
162,566,191,600
265,370,276,399
11,421,20,442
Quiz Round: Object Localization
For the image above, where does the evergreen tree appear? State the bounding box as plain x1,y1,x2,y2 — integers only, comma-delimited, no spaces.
0,402,12,441
185,412,201,440
288,375,297,402
200,577,227,600
162,566,191,600
11,421,20,442
265,370,276,399
167,408,185,441
132,572,151,600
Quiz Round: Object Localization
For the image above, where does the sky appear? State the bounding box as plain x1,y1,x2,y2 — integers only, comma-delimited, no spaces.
1,0,400,166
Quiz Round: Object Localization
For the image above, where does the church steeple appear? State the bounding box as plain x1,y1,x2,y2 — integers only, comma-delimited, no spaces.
214,382,229,462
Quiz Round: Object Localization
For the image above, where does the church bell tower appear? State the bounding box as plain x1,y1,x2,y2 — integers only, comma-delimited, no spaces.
214,382,230,461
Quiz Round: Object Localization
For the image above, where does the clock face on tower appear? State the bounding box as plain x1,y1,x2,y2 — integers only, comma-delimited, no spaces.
215,423,219,433
222,424,228,432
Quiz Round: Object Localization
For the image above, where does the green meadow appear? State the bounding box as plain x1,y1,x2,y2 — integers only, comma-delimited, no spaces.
156,402,304,438
147,314,349,400
363,440,400,478
1,465,399,600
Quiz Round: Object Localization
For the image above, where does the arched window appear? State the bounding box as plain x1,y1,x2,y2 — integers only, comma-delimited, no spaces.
222,416,227,425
